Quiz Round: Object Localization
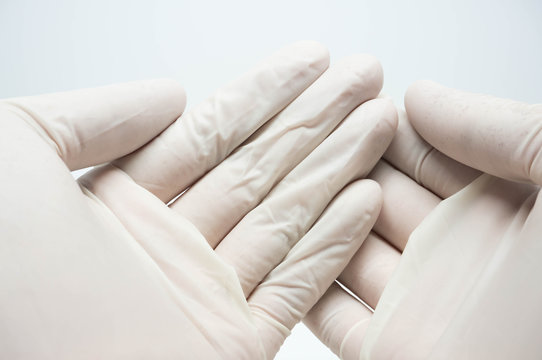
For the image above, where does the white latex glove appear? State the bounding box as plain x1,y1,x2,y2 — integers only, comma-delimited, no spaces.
304,80,542,359
0,42,397,359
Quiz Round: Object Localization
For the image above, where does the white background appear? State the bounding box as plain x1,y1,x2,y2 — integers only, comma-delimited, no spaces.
1,0,541,358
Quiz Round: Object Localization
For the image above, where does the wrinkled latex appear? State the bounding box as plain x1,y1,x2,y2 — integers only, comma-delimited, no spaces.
0,42,396,359
362,83,542,359
362,174,540,359
360,82,542,359
305,81,542,360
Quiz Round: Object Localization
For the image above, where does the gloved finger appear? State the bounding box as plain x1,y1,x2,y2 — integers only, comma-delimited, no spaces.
113,41,330,202
370,161,440,251
2,79,186,170
304,167,434,359
216,99,397,296
304,283,373,360
247,179,382,358
405,80,542,186
170,55,385,247
338,232,401,310
383,109,481,198
360,175,539,359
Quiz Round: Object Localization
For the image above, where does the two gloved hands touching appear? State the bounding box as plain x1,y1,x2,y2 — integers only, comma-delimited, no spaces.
0,42,397,359
305,81,542,359
3,40,540,360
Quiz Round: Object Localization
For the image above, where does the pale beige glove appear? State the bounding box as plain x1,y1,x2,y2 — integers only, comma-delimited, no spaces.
305,80,542,359
0,42,397,359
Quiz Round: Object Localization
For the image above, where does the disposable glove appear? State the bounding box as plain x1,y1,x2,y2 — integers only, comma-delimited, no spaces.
305,80,542,359
0,42,397,359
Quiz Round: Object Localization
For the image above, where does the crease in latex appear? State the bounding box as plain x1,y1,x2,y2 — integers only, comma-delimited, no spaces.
4,99,152,170
245,105,388,246
360,174,537,359
427,188,539,359
179,50,329,177
361,174,492,358
1,102,63,161
340,318,370,360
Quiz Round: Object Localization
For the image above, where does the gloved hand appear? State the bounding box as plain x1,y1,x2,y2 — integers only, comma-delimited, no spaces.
0,42,397,359
305,80,542,359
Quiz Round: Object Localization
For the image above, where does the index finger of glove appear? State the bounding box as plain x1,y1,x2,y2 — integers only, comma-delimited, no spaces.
405,80,542,186
114,41,330,202
384,108,481,198
2,79,186,170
